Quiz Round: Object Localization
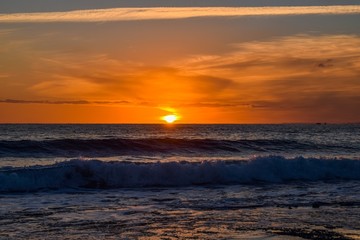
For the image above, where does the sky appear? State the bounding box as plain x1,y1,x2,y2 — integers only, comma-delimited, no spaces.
0,1,360,123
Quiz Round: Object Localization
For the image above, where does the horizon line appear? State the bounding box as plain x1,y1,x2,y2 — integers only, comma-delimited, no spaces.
0,122,358,125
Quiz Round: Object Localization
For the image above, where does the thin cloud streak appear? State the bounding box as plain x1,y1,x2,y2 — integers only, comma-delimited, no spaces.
0,99,131,105
0,6,360,23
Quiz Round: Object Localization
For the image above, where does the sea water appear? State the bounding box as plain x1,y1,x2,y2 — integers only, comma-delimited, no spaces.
0,124,359,239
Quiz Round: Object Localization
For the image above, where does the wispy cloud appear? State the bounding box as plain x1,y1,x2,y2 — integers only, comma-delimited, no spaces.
0,29,16,35
1,29,360,122
0,74,10,78
0,6,359,23
170,34,360,121
0,99,131,105
179,34,360,81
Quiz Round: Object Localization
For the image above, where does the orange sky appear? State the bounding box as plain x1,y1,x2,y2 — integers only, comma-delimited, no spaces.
1,6,360,123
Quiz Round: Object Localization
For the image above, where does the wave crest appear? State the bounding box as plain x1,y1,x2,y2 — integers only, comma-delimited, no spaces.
1,156,360,192
0,138,356,157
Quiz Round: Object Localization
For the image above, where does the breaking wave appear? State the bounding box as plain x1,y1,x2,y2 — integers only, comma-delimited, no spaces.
0,138,357,157
1,156,360,192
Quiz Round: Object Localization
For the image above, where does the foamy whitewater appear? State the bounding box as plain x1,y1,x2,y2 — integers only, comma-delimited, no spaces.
1,124,359,239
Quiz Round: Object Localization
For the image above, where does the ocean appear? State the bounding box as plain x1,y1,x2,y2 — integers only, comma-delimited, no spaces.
0,124,359,239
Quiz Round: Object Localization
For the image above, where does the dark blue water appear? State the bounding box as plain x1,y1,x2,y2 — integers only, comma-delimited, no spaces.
1,124,360,191
1,124,359,239
1,124,359,159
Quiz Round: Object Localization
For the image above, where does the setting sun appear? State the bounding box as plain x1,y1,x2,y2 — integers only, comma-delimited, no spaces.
162,114,178,124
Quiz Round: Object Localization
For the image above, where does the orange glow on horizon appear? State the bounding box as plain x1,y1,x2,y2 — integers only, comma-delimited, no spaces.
1,16,360,123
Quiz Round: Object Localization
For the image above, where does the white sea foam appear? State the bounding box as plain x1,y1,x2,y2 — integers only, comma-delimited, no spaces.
1,156,359,192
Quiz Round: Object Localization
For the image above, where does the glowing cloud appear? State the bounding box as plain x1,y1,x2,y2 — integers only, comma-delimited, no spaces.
0,6,360,23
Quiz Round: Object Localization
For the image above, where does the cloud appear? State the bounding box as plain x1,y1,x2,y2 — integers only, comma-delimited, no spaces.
0,29,15,36
0,99,130,105
2,29,360,122
170,34,360,120
11,34,360,118
0,5,359,23
179,35,360,81
0,74,10,78
29,76,101,97
175,101,254,108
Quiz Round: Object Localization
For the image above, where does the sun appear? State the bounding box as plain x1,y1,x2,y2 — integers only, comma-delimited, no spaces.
162,114,178,124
